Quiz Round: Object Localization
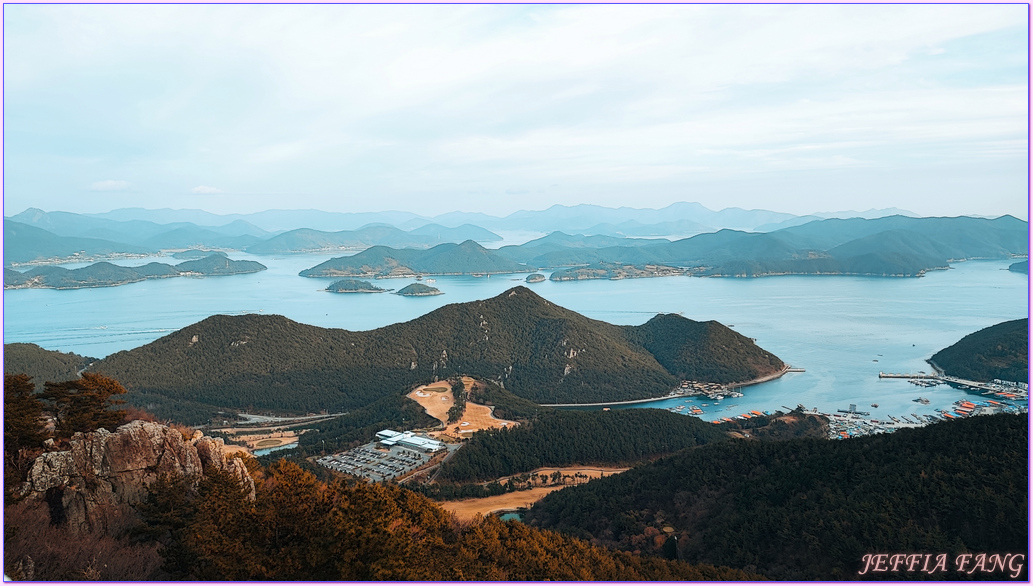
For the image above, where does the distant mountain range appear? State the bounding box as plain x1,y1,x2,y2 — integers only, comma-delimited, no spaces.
296,215,1028,280
7,206,1022,282
43,203,919,234
85,287,783,423
4,254,265,289
3,210,503,264
246,224,500,255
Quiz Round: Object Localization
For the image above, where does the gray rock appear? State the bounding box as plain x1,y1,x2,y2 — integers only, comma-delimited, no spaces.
21,420,255,533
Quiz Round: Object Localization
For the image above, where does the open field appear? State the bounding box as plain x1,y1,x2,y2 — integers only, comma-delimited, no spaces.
441,487,563,521
441,466,630,520
408,377,516,440
407,381,454,423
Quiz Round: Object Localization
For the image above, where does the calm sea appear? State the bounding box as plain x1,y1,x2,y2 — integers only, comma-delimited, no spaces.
3,253,1027,421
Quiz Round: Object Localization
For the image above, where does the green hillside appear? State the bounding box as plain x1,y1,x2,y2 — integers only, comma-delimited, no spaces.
3,343,95,390
931,318,1028,383
90,287,782,424
526,413,1028,580
623,314,785,383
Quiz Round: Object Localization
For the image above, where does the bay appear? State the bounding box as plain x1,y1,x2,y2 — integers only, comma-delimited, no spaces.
3,254,1027,421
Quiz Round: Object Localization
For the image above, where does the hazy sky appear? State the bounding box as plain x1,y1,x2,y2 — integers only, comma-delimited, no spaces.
3,5,1028,219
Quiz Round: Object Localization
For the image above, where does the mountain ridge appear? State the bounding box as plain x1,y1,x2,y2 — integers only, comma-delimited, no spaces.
88,287,783,423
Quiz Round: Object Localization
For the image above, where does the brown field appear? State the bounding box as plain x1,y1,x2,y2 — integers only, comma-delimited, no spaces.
441,487,563,520
407,381,455,423
440,467,630,521
407,377,516,440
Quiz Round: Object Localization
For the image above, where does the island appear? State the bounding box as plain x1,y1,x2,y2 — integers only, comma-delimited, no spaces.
525,273,546,283
1008,260,1028,274
395,283,443,296
549,263,685,281
4,254,266,290
326,279,389,293
172,249,228,260
299,240,527,279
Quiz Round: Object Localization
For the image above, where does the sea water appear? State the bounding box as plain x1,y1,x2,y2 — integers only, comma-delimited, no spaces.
3,254,1027,420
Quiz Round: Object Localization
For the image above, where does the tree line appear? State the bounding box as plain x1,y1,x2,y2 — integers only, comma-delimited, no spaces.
525,413,1028,580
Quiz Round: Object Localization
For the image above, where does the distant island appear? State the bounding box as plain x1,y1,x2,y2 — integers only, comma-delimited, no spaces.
300,240,527,279
172,249,228,260
396,283,443,296
326,279,389,293
3,254,266,290
525,273,546,283
550,263,685,281
930,318,1028,383
1008,260,1028,274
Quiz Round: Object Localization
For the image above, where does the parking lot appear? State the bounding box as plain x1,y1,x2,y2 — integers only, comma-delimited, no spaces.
317,443,434,482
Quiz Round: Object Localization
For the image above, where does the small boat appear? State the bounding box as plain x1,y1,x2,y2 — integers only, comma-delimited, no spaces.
871,403,879,408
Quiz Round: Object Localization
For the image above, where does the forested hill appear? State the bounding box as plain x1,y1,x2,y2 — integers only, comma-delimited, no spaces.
525,413,1028,581
299,240,526,278
931,318,1028,383
89,287,782,422
622,313,785,382
3,343,95,390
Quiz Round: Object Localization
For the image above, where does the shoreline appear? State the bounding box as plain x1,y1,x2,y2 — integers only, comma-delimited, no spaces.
540,364,793,408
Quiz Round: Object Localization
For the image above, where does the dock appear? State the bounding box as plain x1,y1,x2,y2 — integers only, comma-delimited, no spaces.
879,372,939,379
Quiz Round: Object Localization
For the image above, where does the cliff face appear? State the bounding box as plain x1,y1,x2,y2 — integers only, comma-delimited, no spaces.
20,420,255,533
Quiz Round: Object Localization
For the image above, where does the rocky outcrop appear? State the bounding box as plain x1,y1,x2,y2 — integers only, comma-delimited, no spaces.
20,420,255,533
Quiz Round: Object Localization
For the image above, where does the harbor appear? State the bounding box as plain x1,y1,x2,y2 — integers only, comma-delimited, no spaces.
821,396,1027,440
626,370,1029,442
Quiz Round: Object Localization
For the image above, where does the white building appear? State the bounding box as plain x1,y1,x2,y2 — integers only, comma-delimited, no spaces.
376,429,445,453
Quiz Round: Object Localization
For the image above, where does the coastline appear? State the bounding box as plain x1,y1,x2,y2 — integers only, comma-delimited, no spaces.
540,364,792,408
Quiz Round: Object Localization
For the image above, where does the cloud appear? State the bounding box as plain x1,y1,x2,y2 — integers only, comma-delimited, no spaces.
191,185,225,194
89,179,130,191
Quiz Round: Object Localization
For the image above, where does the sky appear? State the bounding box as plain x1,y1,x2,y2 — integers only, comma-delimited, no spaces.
3,4,1029,220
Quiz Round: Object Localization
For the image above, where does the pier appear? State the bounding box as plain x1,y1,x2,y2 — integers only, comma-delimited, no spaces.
879,372,939,379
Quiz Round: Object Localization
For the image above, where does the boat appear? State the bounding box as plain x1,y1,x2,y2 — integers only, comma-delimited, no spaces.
871,403,879,408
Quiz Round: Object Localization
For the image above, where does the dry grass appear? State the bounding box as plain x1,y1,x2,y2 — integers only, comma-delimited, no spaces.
407,382,455,424
440,487,564,521
408,377,517,440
